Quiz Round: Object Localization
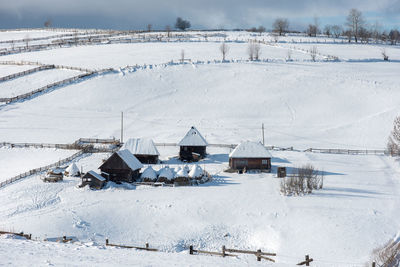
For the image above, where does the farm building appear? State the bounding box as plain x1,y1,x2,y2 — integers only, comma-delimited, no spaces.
229,141,272,172
121,138,160,164
99,149,143,183
178,126,208,161
80,171,106,189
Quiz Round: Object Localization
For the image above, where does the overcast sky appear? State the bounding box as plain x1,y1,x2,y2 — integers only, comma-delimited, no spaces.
0,0,399,30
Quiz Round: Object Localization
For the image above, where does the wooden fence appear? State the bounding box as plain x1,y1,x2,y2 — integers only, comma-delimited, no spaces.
0,72,94,104
0,65,55,82
0,150,84,189
303,148,387,156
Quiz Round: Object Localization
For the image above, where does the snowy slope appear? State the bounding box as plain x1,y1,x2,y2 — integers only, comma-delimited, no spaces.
0,148,399,266
0,61,398,150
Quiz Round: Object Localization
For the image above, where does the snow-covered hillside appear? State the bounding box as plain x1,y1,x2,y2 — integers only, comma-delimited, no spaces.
0,29,399,266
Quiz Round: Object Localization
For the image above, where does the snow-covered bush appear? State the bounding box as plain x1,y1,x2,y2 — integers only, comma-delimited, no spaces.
370,239,400,267
280,164,324,196
310,46,318,62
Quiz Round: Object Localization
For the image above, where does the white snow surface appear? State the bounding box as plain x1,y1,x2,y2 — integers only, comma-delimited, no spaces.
122,138,160,156
0,147,79,182
229,141,272,158
1,31,400,266
178,126,208,146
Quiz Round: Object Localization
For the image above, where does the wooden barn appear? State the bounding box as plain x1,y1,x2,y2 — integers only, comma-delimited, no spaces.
229,141,272,172
99,149,143,183
121,138,160,164
80,171,106,189
178,126,208,161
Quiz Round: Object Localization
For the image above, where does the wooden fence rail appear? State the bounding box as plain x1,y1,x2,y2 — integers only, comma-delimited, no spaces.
0,65,55,82
105,239,158,251
0,72,94,104
0,150,84,189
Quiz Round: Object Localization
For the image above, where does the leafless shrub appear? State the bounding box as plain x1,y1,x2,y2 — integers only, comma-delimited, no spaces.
382,49,389,61
280,164,324,196
180,49,185,63
310,46,318,62
286,49,293,61
248,41,261,61
220,42,229,61
370,239,400,267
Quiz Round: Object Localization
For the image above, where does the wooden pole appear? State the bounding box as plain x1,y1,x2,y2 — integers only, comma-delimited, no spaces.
372,262,375,267
262,123,265,145
257,249,261,261
305,255,310,266
121,111,124,144
222,245,226,257
189,245,193,255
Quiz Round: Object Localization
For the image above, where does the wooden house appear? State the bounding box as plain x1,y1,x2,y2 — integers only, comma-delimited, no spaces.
229,141,272,171
80,171,106,189
99,149,143,183
121,138,160,164
178,126,208,161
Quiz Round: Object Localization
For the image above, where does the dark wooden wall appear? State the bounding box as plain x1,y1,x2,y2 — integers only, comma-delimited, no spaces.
229,157,271,171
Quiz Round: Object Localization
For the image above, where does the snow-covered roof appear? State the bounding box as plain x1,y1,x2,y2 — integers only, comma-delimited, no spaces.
189,165,203,178
178,126,208,146
122,138,160,156
141,166,157,179
65,163,79,176
87,170,106,181
229,141,272,158
175,167,188,178
158,167,174,180
117,149,143,170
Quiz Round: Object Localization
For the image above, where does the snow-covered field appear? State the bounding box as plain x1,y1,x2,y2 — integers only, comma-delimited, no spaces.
0,147,79,182
0,30,74,42
0,148,399,266
0,65,37,77
0,68,83,98
0,29,399,266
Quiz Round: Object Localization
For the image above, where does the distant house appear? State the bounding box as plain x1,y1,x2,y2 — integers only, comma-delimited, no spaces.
81,171,106,189
178,126,208,161
99,149,143,183
121,138,160,164
229,141,272,171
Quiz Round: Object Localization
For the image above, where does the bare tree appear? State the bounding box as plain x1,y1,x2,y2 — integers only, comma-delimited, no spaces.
147,24,152,32
389,29,400,45
388,116,400,155
257,25,266,36
346,8,365,43
310,46,318,61
247,41,261,61
359,26,371,43
272,18,289,36
175,17,191,31
220,42,229,61
344,29,352,43
44,19,52,28
331,25,342,38
324,25,332,37
371,239,400,267
371,21,382,42
382,48,389,61
165,25,171,38
307,24,318,37
247,42,255,61
24,34,30,49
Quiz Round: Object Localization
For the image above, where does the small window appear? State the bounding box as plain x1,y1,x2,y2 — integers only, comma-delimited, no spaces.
262,159,268,165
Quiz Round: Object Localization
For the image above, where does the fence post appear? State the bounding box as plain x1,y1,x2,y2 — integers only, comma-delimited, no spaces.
222,245,226,257
106,239,109,245
257,249,261,261
372,262,375,267
189,245,193,255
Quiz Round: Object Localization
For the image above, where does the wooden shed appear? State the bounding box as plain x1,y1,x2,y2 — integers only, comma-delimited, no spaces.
121,138,160,164
99,149,143,183
178,126,208,161
229,141,272,172
80,171,106,189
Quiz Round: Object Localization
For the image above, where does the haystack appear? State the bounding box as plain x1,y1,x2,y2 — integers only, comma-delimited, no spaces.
157,166,174,183
188,164,203,179
65,163,80,177
174,167,189,184
141,166,157,182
